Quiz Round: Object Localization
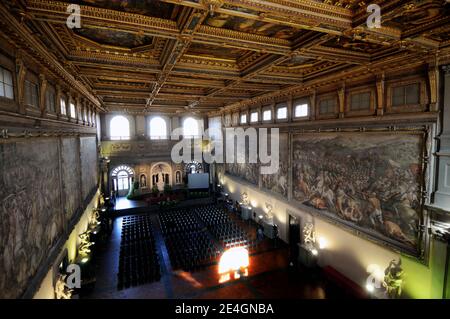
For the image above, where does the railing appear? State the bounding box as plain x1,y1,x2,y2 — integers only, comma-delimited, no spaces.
101,140,176,158
101,137,208,159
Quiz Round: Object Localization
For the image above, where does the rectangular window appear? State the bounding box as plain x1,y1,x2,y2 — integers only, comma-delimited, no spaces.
277,106,287,119
240,114,247,124
392,83,420,107
263,109,272,121
294,103,308,117
0,66,14,99
319,97,336,114
250,111,258,123
60,97,67,115
70,102,76,119
25,80,39,108
45,85,56,113
350,92,371,111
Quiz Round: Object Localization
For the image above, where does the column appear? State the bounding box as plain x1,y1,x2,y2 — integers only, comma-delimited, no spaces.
433,65,450,209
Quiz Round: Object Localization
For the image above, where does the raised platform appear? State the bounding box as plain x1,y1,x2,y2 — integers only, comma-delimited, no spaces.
114,197,148,215
113,196,216,216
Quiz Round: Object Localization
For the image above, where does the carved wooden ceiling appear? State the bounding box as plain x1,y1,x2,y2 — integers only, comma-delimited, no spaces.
6,0,450,114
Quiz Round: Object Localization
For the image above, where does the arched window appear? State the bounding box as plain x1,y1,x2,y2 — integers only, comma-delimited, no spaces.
183,117,200,138
110,115,130,140
149,116,167,139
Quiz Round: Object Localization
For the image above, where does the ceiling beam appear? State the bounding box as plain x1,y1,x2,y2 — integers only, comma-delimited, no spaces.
145,7,211,109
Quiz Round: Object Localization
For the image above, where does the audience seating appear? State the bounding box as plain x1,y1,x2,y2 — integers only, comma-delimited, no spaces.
165,230,221,271
159,204,258,272
117,215,161,290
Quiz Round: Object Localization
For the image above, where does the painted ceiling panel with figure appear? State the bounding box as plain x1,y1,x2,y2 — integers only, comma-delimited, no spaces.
74,27,155,49
203,6,302,40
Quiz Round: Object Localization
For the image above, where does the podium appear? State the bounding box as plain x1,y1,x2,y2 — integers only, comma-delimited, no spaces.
240,205,252,220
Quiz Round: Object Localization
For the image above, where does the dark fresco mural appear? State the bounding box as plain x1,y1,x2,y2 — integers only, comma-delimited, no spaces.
80,137,98,200
74,27,154,49
261,133,288,197
0,139,63,298
61,137,81,221
292,133,423,251
0,135,99,298
188,43,245,60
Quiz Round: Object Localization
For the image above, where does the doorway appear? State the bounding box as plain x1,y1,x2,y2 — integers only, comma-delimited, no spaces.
111,165,135,197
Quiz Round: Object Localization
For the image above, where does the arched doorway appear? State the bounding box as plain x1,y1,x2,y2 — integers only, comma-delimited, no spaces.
111,165,135,197
185,161,203,174
150,162,172,191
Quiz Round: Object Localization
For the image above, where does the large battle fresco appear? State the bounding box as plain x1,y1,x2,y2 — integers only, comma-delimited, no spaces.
61,138,81,221
225,135,259,185
261,133,288,197
74,27,154,49
80,137,98,200
0,139,64,298
292,133,423,252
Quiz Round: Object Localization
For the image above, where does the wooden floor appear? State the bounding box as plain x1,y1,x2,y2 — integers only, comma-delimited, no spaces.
83,207,350,299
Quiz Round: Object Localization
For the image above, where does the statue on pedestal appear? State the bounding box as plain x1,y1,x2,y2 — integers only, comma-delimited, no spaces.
54,274,73,299
303,222,316,247
240,192,249,206
383,258,404,298
264,203,274,224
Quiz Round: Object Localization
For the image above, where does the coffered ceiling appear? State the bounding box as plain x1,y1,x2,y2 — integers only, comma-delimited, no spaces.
8,0,450,114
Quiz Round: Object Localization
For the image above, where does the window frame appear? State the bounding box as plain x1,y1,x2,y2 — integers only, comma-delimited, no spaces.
110,115,131,140
183,117,201,138
60,95,67,116
24,79,39,108
293,99,309,119
345,87,376,116
275,103,288,121
386,78,426,113
69,101,76,119
250,110,259,123
240,113,247,125
149,116,169,140
316,94,338,119
0,66,14,100
45,83,56,114
262,107,272,122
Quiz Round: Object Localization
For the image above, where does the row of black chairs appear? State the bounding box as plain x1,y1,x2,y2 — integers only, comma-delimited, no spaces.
118,215,161,290
194,205,231,226
160,204,260,273
159,209,202,235
209,222,257,251
165,230,221,271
